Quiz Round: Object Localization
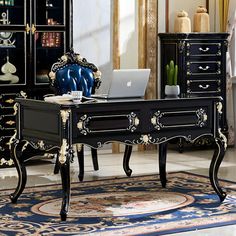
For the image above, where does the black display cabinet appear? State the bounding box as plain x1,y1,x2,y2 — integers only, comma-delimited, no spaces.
0,0,72,167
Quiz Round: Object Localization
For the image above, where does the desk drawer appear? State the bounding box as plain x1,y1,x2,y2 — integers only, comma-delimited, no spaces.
76,112,141,136
186,42,221,57
151,106,209,132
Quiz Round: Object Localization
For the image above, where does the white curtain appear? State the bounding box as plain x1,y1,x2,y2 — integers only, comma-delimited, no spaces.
226,10,236,146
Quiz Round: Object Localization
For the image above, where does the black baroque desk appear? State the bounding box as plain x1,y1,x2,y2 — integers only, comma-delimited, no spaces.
9,97,227,221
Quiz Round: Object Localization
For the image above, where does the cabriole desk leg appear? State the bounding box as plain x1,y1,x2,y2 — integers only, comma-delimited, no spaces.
77,144,84,182
209,136,227,201
159,142,168,188
59,143,74,221
9,139,27,203
123,145,133,177
60,159,70,221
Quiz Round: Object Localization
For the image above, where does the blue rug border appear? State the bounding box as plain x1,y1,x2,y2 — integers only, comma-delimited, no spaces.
139,220,236,236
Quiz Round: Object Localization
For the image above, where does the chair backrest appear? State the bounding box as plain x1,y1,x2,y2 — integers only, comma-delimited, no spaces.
49,49,101,97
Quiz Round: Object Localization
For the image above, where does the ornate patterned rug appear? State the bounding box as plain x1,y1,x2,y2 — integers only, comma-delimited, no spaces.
1,172,236,235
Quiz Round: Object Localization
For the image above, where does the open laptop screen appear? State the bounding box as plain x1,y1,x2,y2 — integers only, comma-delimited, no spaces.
93,68,150,99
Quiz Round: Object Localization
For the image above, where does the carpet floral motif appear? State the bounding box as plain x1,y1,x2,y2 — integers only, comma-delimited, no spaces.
0,172,236,235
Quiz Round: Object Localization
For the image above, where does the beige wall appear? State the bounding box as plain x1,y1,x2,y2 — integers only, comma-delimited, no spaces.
119,0,138,69
228,0,236,24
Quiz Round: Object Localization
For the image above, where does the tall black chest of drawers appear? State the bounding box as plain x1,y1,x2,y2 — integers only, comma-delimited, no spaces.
158,33,229,135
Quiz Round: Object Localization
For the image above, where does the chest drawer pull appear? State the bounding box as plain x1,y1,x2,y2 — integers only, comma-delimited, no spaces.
199,47,209,52
199,66,210,71
5,120,15,126
5,98,15,104
199,84,210,89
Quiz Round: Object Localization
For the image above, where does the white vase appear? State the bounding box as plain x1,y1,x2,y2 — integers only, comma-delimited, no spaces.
165,85,180,98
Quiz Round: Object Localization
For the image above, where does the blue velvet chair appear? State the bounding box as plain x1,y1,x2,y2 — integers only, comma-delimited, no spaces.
49,49,101,181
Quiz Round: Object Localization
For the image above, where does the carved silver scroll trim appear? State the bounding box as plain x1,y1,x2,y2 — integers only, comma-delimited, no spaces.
125,134,195,146
151,109,207,130
8,129,17,149
60,109,71,126
77,112,140,135
0,135,12,151
0,157,14,166
19,91,27,98
216,101,227,150
178,41,185,53
218,128,227,150
217,101,223,114
128,112,140,132
59,139,68,164
25,140,46,150
77,114,88,135
13,102,18,115
196,108,208,127
90,132,213,149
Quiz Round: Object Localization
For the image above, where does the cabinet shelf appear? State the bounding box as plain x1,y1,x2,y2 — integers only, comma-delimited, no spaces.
0,6,24,9
37,46,62,50
46,6,61,11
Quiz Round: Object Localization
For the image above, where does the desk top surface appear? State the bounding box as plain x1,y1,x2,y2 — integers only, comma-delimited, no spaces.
16,96,223,108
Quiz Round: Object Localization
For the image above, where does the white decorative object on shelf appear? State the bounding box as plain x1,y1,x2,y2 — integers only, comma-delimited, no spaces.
0,11,15,47
0,56,19,83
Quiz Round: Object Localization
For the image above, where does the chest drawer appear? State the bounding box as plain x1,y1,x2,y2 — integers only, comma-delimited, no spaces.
0,114,16,130
186,61,221,76
186,42,221,57
0,93,16,108
187,79,221,95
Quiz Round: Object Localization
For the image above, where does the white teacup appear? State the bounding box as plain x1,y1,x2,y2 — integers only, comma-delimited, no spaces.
71,91,83,101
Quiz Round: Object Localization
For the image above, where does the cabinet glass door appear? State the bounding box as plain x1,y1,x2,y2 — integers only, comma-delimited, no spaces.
0,32,26,86
33,0,67,85
34,31,65,84
35,0,65,26
0,0,26,25
0,1,27,87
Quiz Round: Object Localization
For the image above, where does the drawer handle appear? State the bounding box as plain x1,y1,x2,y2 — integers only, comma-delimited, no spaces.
198,66,210,71
199,47,209,52
199,84,210,89
6,120,15,126
5,98,14,104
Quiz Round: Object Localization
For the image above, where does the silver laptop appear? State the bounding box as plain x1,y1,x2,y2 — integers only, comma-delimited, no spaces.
92,69,150,99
